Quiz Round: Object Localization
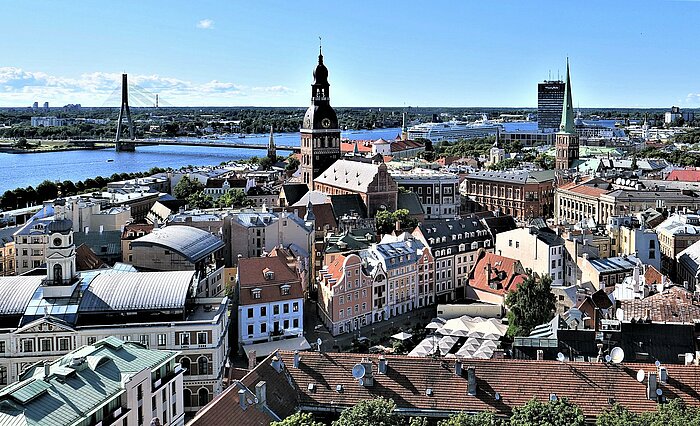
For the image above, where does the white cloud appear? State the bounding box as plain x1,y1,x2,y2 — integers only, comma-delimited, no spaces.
0,67,296,106
196,19,214,30
685,93,700,107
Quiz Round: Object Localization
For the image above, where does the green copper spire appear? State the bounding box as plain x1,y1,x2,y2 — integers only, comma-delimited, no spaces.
559,58,575,134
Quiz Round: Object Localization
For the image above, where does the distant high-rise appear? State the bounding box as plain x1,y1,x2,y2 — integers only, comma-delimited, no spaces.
537,80,565,131
555,59,579,172
43,101,49,110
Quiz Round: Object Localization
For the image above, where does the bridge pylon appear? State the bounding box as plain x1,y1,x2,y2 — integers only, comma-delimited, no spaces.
115,73,136,152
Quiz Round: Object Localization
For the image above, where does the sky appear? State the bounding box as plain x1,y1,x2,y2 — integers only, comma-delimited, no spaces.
1,0,700,108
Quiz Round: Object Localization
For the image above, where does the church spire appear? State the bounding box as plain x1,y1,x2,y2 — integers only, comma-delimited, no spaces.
559,58,575,134
268,125,276,160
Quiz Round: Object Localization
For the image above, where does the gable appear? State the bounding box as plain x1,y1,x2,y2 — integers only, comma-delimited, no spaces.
15,317,76,334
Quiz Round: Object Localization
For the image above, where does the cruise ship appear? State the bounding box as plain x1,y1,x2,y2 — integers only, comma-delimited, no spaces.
407,115,503,143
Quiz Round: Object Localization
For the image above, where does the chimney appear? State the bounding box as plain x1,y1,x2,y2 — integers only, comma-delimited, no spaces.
487,263,492,281
270,355,283,373
238,389,248,410
361,358,374,387
293,351,300,368
467,366,477,396
44,361,50,380
378,356,388,374
647,372,657,400
247,350,257,370
395,220,401,232
536,350,544,361
455,360,463,376
255,381,267,407
99,224,104,234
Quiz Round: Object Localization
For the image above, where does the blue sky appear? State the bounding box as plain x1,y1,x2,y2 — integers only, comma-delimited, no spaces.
1,0,699,108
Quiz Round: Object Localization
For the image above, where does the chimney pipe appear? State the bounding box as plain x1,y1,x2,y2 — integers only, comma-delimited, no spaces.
455,360,463,376
378,356,387,374
467,366,477,396
536,350,544,361
238,389,247,410
293,351,300,368
647,372,657,400
247,350,257,370
255,381,267,407
44,361,50,380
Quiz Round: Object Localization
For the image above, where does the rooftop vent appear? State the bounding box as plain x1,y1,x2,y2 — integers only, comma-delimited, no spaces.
308,383,316,393
336,384,343,393
426,388,433,396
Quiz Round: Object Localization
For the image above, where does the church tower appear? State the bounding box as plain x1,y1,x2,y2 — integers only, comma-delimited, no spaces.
555,59,579,172
44,198,77,298
300,43,341,190
267,125,277,160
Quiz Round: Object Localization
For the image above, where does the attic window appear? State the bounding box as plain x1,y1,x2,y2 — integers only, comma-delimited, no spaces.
263,268,275,280
252,289,262,299
281,284,291,296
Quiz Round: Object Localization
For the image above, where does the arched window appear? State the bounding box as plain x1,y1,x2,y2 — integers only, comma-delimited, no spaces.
183,388,192,408
198,388,209,407
197,356,208,375
180,357,191,375
53,264,62,285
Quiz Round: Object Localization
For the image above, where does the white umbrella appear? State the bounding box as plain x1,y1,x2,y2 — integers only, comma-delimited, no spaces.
391,331,413,341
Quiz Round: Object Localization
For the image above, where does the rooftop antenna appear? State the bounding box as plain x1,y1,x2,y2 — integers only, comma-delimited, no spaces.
610,346,625,364
556,352,565,362
319,35,322,55
636,369,645,382
352,363,366,383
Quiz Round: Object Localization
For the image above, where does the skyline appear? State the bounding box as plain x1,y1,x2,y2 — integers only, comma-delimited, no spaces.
2,1,700,108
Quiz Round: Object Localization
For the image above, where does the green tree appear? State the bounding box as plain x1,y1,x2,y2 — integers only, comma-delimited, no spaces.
505,274,556,337
271,412,324,426
596,404,644,426
409,417,429,426
333,397,403,426
641,399,700,426
285,156,301,174
186,191,214,209
488,158,521,171
36,180,59,202
259,156,275,170
173,176,204,200
216,189,251,209
438,412,504,426
510,398,584,426
375,209,418,235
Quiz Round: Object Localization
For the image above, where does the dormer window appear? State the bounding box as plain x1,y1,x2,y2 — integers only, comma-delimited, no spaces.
252,288,262,299
281,284,291,296
263,268,275,280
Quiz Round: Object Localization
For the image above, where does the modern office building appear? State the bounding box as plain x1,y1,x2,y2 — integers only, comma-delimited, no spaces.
537,80,565,131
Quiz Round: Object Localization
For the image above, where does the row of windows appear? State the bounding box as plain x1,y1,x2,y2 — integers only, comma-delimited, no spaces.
246,318,300,336
246,302,300,318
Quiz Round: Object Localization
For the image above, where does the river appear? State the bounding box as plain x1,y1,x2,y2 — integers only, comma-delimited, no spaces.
0,127,403,192
0,120,618,192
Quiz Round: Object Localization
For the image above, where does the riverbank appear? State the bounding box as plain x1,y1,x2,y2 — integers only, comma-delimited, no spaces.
0,140,113,154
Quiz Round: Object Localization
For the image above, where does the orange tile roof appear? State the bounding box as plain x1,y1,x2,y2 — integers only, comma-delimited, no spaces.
469,251,525,295
666,169,700,182
619,285,700,324
340,141,373,153
277,351,700,420
238,255,303,305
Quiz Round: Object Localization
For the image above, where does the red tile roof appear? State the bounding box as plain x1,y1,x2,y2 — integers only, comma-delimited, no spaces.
340,141,373,153
277,351,700,420
644,265,665,286
238,255,303,306
666,169,700,182
618,285,700,324
468,251,525,295
188,355,297,426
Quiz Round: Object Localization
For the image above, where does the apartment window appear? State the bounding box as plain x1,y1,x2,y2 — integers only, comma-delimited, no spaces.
293,318,299,328
247,324,254,336
261,323,267,334
273,305,280,315
197,332,207,345
137,384,143,401
21,339,34,353
138,335,149,347
0,341,5,353
157,334,167,346
247,308,254,318
180,333,190,345
40,338,52,352
58,337,70,351
283,304,290,314
293,302,299,312
339,295,344,304
0,366,6,385
284,319,289,329
260,306,267,316
551,260,556,269
516,241,520,249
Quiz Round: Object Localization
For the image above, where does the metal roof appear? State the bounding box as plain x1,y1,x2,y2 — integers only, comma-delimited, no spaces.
0,338,177,426
0,276,43,315
79,271,195,312
131,225,224,263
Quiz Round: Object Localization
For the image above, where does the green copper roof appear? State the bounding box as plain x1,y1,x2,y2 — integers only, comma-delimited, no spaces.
0,338,178,426
559,59,575,134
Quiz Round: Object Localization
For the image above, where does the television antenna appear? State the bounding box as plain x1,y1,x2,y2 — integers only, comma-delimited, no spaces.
556,352,565,362
636,369,645,382
352,363,366,380
605,355,612,363
610,347,625,364
685,353,695,364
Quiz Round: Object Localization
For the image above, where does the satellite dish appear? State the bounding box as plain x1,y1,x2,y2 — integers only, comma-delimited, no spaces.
615,308,624,321
605,354,612,363
358,378,364,386
656,388,663,396
495,392,501,401
655,360,661,368
352,363,366,379
557,352,565,362
610,347,625,364
685,353,695,364
317,338,322,347
636,369,645,382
